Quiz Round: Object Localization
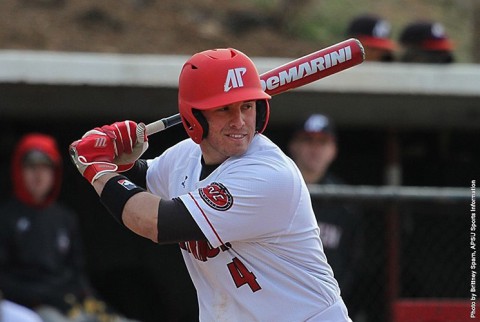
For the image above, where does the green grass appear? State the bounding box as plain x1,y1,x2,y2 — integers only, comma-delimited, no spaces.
248,0,474,62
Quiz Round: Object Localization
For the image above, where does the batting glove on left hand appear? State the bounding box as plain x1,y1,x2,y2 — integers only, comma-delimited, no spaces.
69,133,118,184
83,120,149,172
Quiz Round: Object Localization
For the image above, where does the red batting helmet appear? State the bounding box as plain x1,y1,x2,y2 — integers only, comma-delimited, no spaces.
178,48,271,144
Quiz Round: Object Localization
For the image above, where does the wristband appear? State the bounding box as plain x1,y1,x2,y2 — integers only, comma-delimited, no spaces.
100,175,145,225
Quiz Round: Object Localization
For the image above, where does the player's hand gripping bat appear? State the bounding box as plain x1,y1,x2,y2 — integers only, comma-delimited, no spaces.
69,39,364,183
146,38,365,136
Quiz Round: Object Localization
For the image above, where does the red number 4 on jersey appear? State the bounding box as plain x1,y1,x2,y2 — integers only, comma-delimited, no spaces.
227,257,261,292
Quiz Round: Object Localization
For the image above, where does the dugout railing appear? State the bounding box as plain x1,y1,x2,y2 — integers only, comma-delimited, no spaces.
308,184,477,322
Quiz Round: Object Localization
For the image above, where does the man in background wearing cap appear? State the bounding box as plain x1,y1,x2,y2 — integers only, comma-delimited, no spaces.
288,114,365,319
399,20,455,63
346,14,397,62
0,133,137,322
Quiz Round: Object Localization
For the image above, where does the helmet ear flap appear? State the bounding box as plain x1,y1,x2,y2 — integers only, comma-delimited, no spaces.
193,109,209,140
255,100,270,134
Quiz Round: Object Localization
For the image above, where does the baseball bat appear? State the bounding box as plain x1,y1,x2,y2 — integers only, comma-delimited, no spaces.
145,38,364,135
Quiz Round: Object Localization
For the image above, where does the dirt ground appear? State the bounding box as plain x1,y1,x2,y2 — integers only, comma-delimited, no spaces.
0,0,475,61
0,0,324,58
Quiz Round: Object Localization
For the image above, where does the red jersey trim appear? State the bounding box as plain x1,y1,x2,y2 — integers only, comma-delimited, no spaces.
188,192,225,246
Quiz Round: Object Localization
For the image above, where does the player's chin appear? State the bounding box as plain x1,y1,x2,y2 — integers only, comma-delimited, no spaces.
223,133,253,153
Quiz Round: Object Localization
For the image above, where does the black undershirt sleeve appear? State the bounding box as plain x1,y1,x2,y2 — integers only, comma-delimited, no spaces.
123,159,148,188
157,198,207,244
128,157,214,244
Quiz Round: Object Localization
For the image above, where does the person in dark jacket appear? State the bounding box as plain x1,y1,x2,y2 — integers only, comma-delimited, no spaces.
0,133,137,322
288,114,365,319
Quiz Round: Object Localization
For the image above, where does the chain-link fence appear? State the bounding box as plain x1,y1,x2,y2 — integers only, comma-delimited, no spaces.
309,184,475,322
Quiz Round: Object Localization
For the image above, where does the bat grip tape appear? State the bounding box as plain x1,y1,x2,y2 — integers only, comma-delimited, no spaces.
100,175,145,226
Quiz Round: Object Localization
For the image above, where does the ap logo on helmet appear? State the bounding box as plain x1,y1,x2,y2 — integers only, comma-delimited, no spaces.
224,67,247,92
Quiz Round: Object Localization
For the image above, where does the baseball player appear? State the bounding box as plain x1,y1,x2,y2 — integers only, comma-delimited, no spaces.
69,48,352,321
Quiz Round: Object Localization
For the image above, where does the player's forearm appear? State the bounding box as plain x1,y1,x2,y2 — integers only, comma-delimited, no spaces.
92,173,117,195
93,174,159,242
122,192,159,242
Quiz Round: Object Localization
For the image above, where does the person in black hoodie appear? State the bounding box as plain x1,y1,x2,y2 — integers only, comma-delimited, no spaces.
0,133,137,322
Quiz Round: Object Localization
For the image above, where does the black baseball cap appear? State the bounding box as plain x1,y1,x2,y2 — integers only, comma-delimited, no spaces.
23,150,54,167
294,114,336,138
346,14,396,51
399,21,454,51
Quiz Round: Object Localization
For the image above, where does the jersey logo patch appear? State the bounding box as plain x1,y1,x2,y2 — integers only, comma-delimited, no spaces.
199,182,233,211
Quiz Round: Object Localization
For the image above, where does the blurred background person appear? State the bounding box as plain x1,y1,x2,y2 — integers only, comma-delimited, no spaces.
0,133,137,322
287,114,365,320
346,14,397,62
399,20,455,63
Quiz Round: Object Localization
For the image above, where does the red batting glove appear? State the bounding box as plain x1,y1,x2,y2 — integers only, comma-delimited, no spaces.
69,133,118,184
100,120,137,154
83,121,149,172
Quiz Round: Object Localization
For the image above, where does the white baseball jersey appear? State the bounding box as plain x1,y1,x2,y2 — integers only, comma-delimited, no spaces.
146,134,351,322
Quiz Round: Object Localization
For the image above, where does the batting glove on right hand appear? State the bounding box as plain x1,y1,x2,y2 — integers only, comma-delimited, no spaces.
83,120,149,172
